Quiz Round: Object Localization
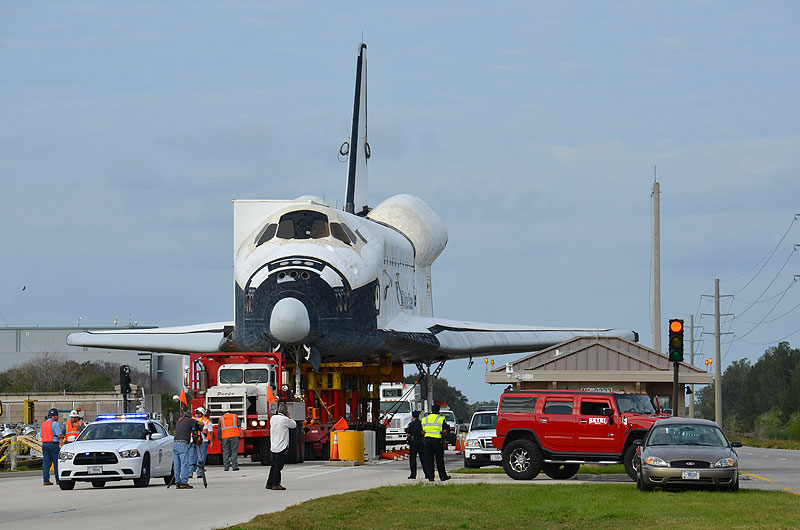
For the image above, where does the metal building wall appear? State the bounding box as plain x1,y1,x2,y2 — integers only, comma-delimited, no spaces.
0,326,186,390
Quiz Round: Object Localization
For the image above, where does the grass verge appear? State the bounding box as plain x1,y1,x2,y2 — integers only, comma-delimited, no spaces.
222,483,800,530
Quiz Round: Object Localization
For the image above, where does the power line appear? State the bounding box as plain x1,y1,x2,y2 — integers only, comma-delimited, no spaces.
721,214,798,288
732,247,797,320
730,278,797,344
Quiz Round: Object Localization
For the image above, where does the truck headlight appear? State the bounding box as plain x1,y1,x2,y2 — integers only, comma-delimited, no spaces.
713,458,736,468
119,449,141,458
644,456,668,467
465,440,480,448
59,451,74,461
258,420,266,427
251,420,258,427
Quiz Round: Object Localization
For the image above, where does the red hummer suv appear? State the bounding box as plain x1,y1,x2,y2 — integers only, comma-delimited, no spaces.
492,390,668,480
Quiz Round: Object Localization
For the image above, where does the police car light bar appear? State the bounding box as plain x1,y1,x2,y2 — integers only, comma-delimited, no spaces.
96,413,149,421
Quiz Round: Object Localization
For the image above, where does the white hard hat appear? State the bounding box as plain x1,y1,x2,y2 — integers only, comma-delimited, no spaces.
195,407,205,415
69,410,79,418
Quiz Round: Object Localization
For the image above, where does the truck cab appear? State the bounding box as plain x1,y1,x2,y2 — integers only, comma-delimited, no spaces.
205,363,278,423
379,383,422,445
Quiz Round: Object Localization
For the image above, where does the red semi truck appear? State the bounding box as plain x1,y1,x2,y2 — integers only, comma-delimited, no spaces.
189,352,305,464
188,351,389,464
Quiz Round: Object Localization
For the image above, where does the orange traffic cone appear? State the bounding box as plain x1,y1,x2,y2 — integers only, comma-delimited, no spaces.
330,431,340,461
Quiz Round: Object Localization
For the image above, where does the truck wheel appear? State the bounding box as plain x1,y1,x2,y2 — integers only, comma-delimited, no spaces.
259,437,271,466
623,444,639,481
502,438,542,480
542,463,579,480
287,426,304,464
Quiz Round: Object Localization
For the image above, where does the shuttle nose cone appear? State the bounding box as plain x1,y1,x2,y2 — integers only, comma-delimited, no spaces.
270,297,310,343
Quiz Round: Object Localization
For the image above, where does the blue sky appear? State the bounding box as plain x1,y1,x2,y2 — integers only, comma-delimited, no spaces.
1,2,799,403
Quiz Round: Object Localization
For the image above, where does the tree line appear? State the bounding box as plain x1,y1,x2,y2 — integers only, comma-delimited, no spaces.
694,341,800,439
0,354,172,394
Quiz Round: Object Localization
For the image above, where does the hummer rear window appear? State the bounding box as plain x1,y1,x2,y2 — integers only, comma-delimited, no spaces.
499,396,537,413
543,400,573,415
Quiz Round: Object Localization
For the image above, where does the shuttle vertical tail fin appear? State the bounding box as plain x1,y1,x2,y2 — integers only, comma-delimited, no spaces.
344,43,369,216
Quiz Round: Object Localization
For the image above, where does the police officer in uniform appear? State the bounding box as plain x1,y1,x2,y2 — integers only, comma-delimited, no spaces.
405,410,425,479
421,404,450,482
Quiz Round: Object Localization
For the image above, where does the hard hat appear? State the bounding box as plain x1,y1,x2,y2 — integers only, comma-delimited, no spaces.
70,410,79,418
195,407,205,415
48,408,59,417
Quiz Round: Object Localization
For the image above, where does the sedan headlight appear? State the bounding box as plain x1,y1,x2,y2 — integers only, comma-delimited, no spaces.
465,440,481,448
59,451,74,461
119,449,141,458
713,458,736,468
644,456,668,467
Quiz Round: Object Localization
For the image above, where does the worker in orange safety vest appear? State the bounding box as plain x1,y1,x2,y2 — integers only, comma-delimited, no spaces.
218,406,240,471
64,409,84,443
41,408,64,485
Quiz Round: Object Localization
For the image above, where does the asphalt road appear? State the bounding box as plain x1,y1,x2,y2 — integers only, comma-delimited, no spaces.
0,446,796,530
735,445,800,495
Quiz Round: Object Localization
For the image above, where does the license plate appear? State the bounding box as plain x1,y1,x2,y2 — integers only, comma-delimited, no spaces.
682,470,700,480
491,454,502,461
88,466,103,475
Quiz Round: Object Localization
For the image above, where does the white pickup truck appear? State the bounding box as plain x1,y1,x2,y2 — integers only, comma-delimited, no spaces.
463,410,501,468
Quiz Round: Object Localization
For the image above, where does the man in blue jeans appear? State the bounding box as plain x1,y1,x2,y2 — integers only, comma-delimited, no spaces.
41,408,64,485
172,410,200,489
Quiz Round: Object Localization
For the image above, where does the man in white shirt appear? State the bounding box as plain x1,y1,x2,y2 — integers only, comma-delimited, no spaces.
266,404,297,491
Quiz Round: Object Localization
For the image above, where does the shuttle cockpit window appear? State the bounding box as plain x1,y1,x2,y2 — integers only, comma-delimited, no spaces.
255,223,277,247
329,223,351,245
276,210,332,240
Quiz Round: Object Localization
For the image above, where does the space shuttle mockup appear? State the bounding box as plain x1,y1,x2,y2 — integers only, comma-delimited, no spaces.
68,43,637,367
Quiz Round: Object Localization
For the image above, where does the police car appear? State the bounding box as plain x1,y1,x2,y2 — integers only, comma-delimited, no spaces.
57,414,174,490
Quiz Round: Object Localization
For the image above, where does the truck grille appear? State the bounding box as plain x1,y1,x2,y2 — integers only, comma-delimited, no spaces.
479,437,493,449
73,452,119,465
391,418,402,429
207,396,246,420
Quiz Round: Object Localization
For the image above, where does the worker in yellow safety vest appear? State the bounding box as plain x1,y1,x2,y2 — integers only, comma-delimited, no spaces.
421,404,450,482
64,410,84,442
218,407,240,471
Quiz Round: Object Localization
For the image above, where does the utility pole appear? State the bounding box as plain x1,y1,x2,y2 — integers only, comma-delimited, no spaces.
652,176,661,353
688,314,695,418
714,279,721,424
702,281,732,425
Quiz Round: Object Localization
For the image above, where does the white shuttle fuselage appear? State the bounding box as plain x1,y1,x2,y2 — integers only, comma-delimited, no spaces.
67,43,637,363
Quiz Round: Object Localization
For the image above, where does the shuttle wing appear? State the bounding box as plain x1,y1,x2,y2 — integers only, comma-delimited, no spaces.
66,322,232,354
382,314,638,362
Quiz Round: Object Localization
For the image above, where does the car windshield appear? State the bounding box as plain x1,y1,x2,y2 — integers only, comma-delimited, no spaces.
380,401,411,414
614,394,657,414
442,411,456,423
77,422,147,441
647,424,729,447
470,413,497,431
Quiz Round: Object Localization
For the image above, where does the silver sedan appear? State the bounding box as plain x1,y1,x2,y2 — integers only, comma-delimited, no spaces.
635,417,742,492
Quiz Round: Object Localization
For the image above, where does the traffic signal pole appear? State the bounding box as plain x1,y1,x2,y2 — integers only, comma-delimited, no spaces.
668,319,685,416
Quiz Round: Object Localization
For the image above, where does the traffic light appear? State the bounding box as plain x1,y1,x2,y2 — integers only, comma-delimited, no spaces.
668,319,684,362
120,364,132,394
